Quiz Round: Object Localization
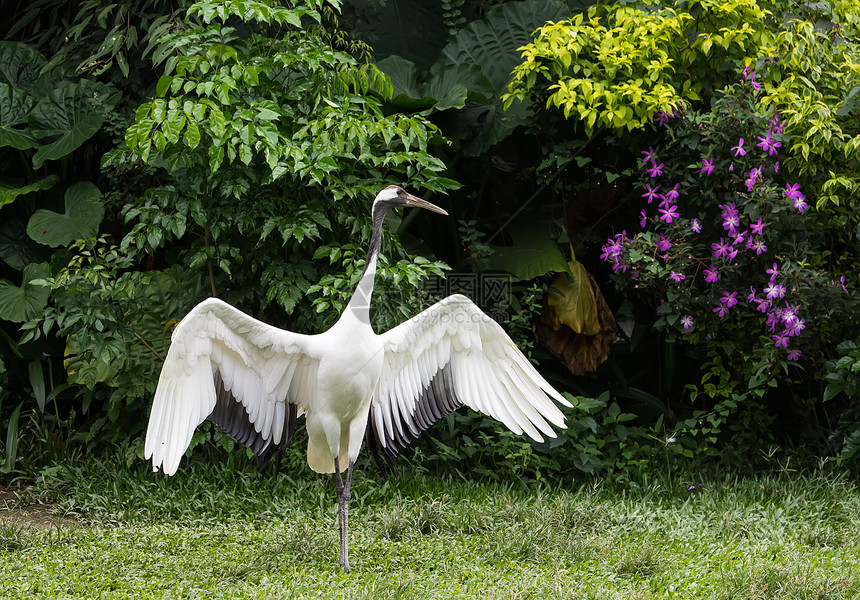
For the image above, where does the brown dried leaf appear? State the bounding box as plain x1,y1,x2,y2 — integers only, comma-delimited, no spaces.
536,264,617,375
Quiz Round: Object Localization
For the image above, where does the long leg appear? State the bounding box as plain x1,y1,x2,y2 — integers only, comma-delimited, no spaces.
334,456,351,571
342,459,355,570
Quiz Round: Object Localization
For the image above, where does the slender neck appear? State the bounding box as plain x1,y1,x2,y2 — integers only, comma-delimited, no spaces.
345,202,387,324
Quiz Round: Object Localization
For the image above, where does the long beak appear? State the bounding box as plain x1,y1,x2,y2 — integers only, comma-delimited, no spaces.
404,193,448,215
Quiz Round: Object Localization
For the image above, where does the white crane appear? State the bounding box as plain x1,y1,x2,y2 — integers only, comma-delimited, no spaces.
144,185,571,570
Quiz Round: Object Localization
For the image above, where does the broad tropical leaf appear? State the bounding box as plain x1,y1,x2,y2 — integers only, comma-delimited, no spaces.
378,56,494,113
29,80,120,168
0,217,50,270
27,182,104,247
0,261,51,322
438,0,575,93
0,42,46,92
0,175,58,211
0,83,37,150
483,221,569,281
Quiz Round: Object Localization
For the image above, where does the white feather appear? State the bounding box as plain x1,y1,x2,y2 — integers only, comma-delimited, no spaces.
144,298,319,475
371,294,570,449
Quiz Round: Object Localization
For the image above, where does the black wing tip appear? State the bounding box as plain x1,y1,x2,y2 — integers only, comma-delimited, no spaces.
365,365,464,476
208,371,299,476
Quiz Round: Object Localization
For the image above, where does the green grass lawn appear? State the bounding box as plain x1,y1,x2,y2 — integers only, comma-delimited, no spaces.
2,456,859,599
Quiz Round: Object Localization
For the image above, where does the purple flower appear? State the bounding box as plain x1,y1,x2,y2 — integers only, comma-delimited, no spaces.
664,184,680,202
691,218,702,233
794,194,808,213
773,333,789,348
750,217,765,235
719,202,738,218
721,291,739,308
742,66,754,80
840,276,848,294
784,183,802,199
712,237,731,258
767,262,779,280
769,114,785,135
680,315,694,329
647,160,664,178
745,166,762,191
701,157,715,175
642,184,661,203
723,212,740,231
787,349,802,361
747,287,758,303
786,317,806,336
659,204,680,223
756,133,782,156
774,161,780,173
640,210,648,228
600,239,624,262
656,234,671,252
713,305,729,318
654,111,670,126
765,310,781,331
731,138,747,157
704,265,719,283
670,271,685,282
641,147,657,163
749,237,767,255
764,282,786,300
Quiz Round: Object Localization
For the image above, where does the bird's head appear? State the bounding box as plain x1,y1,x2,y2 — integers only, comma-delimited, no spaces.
373,185,448,216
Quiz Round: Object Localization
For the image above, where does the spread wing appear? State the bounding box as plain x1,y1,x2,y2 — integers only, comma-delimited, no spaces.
144,298,319,475
365,294,571,466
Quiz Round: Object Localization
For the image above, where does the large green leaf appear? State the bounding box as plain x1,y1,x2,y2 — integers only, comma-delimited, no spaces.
0,83,37,150
0,174,58,211
0,217,50,270
347,0,449,70
453,96,534,156
378,56,492,113
27,182,104,247
438,0,574,93
0,262,51,322
431,0,585,155
29,79,120,169
482,220,569,281
0,42,47,92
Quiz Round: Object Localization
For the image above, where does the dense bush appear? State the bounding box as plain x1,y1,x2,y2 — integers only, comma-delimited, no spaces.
506,0,860,466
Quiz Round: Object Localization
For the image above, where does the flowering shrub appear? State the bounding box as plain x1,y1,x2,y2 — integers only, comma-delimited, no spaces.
601,69,851,397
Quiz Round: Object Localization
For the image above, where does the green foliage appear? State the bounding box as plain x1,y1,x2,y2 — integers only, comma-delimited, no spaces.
418,391,643,482
380,0,579,156
823,339,860,465
759,17,860,207
0,402,22,474
504,0,776,133
107,0,457,331
0,262,51,323
26,183,105,248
